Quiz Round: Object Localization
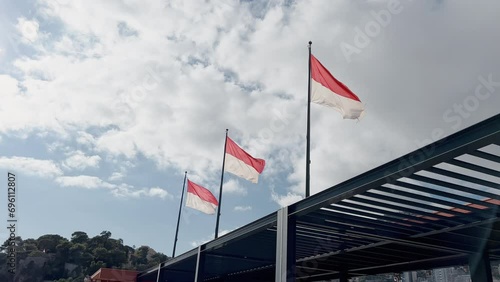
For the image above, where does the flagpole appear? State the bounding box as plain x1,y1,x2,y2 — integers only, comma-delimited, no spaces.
215,129,228,239
172,171,187,258
306,41,312,198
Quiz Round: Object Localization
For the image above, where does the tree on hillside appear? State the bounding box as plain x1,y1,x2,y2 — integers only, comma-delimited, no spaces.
151,252,168,264
37,234,66,253
71,231,89,245
68,243,85,264
87,231,112,250
109,248,128,268
93,247,108,262
56,240,72,262
100,231,112,240
87,260,106,276
1,236,22,251
132,246,149,266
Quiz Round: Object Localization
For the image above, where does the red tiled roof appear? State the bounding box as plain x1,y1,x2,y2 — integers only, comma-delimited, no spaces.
91,268,138,282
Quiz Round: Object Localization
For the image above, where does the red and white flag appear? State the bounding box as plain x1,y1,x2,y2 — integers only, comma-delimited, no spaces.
310,54,365,119
224,137,265,183
186,180,218,214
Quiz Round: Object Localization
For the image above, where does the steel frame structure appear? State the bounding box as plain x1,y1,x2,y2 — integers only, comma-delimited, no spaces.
138,114,500,282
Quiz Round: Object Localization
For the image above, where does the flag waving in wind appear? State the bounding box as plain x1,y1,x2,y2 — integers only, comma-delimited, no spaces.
186,180,218,214
224,137,265,183
310,54,365,119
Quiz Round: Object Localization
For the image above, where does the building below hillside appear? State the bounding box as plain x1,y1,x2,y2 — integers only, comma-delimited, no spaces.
91,268,138,282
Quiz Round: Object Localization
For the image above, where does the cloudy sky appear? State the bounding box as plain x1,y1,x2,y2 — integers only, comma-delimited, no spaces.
0,0,499,256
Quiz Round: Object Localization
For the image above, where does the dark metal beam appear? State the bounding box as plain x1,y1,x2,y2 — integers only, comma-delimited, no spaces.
137,249,198,278
427,166,500,190
205,212,277,251
340,196,463,227
301,212,419,238
410,172,500,201
410,217,500,240
348,191,467,224
446,158,500,178
352,254,469,274
469,149,500,163
392,180,500,210
375,185,491,218
325,203,444,230
205,253,274,264
289,114,500,217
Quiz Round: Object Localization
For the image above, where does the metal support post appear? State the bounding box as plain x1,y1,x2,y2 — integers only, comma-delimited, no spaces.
469,252,493,282
195,245,206,282
276,207,296,282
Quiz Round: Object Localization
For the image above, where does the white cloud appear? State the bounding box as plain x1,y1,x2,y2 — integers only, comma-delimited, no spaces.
46,141,65,153
108,172,124,181
272,192,303,207
222,179,246,195
111,185,171,199
234,206,252,212
16,18,39,42
96,130,137,159
56,175,115,189
0,156,62,178
76,131,96,147
63,150,101,170
190,229,232,247
145,187,171,199
55,175,170,199
0,75,19,97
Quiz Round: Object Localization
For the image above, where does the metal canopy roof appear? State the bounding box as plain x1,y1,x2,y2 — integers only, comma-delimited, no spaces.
138,113,500,282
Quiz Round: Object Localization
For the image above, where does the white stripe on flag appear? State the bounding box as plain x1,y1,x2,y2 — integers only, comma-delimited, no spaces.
225,153,261,183
186,192,217,214
312,80,365,119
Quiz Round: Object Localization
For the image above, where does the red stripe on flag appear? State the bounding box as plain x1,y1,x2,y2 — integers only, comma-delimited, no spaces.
187,180,218,206
311,54,361,102
226,137,265,173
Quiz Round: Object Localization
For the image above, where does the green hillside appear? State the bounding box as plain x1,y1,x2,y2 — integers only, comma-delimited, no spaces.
0,231,168,282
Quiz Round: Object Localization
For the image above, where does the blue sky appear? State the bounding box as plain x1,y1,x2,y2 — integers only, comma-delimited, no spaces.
1,0,499,256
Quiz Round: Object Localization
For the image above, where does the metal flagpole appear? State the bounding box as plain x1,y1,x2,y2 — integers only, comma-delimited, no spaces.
306,41,312,198
172,171,187,258
215,129,228,239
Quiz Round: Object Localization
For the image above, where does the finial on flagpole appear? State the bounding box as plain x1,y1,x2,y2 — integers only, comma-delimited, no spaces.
308,41,312,48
